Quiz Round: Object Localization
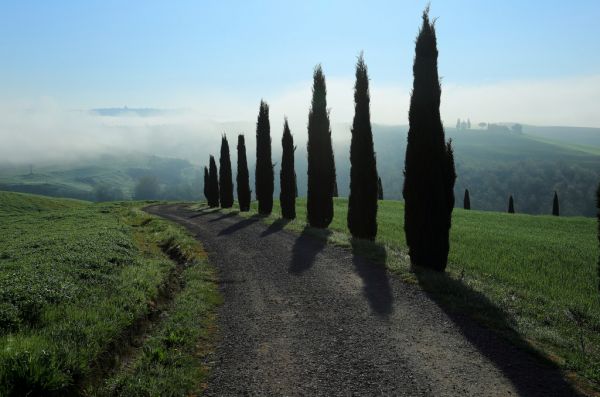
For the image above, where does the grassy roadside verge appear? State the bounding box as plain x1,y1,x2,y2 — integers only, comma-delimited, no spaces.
95,206,221,396
196,197,599,392
0,192,219,396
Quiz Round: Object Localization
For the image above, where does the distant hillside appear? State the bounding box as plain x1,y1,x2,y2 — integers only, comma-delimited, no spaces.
284,124,600,216
370,125,600,216
0,153,202,202
520,124,600,147
0,123,598,216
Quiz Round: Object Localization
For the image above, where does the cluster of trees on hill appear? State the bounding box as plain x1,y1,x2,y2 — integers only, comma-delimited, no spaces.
203,8,458,271
456,118,471,130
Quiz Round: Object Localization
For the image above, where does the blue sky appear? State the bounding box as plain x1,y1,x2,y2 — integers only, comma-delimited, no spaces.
0,1,599,126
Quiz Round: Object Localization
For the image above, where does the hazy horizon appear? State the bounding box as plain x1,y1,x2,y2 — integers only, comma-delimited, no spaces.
1,1,599,164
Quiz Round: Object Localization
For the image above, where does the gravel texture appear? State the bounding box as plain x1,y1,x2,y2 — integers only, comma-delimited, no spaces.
146,204,582,397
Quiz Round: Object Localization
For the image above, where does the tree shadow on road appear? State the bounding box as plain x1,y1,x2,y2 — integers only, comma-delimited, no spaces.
188,208,220,218
289,226,331,274
260,218,291,238
412,267,584,397
218,214,261,236
209,211,239,222
350,239,393,317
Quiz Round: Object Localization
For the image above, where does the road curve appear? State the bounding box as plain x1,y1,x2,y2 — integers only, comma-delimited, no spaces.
145,204,581,397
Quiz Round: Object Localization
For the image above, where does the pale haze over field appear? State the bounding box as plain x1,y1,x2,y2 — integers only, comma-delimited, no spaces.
0,1,599,164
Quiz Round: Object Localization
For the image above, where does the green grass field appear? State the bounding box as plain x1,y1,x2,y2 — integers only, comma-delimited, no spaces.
224,198,599,388
0,192,220,396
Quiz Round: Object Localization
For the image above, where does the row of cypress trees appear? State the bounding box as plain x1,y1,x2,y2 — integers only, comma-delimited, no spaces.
202,7,456,272
463,189,561,216
207,8,596,273
203,55,378,233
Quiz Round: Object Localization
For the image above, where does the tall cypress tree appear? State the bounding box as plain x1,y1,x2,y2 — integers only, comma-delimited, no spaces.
333,176,338,198
237,134,251,212
219,134,234,208
378,177,384,200
508,195,515,213
332,156,338,198
552,191,560,216
307,65,335,228
347,54,378,240
208,155,219,208
402,8,456,271
280,119,296,219
255,100,274,215
203,166,210,203
464,189,471,210
294,172,298,198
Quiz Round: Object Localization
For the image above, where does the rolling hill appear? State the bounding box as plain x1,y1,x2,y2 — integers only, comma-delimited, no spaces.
0,123,598,216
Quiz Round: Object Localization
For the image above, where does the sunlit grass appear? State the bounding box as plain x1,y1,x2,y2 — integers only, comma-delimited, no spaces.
0,192,219,395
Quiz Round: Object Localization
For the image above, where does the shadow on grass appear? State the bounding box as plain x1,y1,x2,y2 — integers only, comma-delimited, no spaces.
209,211,239,222
412,267,584,397
218,214,262,236
260,218,291,237
289,225,331,274
350,239,393,317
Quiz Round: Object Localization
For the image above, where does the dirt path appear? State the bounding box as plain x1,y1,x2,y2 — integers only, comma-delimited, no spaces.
146,204,581,397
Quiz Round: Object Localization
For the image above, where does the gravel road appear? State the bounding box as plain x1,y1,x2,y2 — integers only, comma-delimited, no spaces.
145,204,582,397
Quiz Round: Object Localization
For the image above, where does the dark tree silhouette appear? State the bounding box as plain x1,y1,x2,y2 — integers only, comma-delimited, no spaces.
280,119,297,219
347,54,378,240
464,189,471,210
333,175,338,198
402,8,456,272
255,100,274,215
552,191,560,216
203,166,209,203
332,155,338,198
219,134,234,208
208,155,219,208
378,177,384,200
508,195,515,213
307,65,335,228
237,134,251,211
